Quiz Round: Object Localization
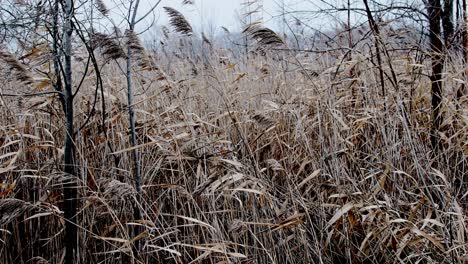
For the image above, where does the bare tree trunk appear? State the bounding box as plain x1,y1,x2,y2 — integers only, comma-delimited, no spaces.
347,0,357,107
463,0,468,60
427,0,445,153
126,0,142,231
362,0,387,99
347,0,352,56
52,0,65,112
459,0,467,101
62,0,76,262
124,0,162,253
443,0,455,47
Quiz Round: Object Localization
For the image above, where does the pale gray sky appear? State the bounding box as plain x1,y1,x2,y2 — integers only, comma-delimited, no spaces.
140,0,297,32
105,0,328,34
162,0,309,30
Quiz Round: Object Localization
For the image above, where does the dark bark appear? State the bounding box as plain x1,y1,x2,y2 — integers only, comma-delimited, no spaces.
127,0,142,203
427,0,445,153
62,0,77,262
348,0,356,106
459,0,467,102
52,0,66,111
126,1,143,255
442,0,455,47
362,0,386,98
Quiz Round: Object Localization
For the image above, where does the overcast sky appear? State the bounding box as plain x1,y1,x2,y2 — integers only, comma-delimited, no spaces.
163,0,310,29
105,0,328,34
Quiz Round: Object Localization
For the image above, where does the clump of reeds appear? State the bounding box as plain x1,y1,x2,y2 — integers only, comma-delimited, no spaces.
163,7,193,36
243,23,284,48
92,32,126,61
0,10,466,264
0,49,33,84
95,0,109,16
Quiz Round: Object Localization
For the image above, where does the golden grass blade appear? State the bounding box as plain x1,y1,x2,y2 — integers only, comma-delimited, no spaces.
326,203,355,229
297,169,321,189
110,141,157,154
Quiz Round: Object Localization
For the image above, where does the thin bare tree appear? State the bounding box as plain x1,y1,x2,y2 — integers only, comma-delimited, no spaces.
62,0,77,262
459,0,467,103
427,0,445,153
443,0,455,47
126,0,144,209
124,0,162,242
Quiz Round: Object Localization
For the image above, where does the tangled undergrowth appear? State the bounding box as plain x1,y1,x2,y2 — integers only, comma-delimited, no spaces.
0,39,467,263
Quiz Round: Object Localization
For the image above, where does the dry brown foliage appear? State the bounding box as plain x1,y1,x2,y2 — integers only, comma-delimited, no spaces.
0,27,467,264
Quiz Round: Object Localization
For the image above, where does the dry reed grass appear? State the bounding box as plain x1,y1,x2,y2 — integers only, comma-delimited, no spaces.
0,30,467,263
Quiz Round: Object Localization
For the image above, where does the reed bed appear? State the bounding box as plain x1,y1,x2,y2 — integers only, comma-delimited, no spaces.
0,36,467,263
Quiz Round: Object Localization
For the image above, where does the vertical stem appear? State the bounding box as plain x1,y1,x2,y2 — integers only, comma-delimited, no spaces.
126,51,141,196
442,0,454,47
347,0,352,51
127,0,143,209
62,0,76,263
427,0,445,154
282,0,286,38
362,0,386,99
52,0,65,110
459,0,467,102
125,1,163,223
347,0,356,106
